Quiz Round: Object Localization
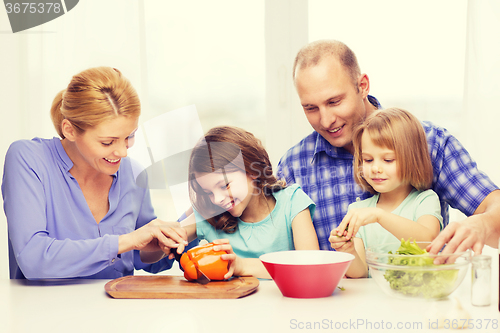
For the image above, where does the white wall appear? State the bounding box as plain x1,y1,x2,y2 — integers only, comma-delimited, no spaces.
1,0,499,279
0,1,145,279
463,0,500,186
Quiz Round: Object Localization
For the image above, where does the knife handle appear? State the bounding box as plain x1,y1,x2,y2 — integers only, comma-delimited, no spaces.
170,248,185,273
171,248,182,262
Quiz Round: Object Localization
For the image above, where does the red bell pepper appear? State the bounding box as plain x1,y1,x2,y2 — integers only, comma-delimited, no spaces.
180,242,229,281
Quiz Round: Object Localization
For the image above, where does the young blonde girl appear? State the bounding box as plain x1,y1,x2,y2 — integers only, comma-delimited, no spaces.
180,126,319,279
329,108,443,278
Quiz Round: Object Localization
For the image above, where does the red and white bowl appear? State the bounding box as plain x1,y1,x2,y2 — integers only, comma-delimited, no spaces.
260,250,354,298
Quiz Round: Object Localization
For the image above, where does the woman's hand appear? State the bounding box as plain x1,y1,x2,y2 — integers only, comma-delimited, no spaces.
335,207,383,240
119,219,188,257
211,238,239,279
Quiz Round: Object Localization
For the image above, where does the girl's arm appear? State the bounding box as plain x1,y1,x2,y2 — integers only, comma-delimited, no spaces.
291,208,320,250
214,239,272,279
215,208,319,279
337,191,442,242
345,238,368,278
376,212,440,242
229,258,271,279
337,208,440,243
329,233,367,278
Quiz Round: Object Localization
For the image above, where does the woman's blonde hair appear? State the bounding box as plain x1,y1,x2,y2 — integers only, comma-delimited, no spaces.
188,126,285,233
50,67,140,138
352,107,433,193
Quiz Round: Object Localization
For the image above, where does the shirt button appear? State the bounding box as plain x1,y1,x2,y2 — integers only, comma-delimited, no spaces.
356,197,360,202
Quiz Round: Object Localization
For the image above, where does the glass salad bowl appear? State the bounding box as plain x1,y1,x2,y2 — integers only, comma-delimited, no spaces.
365,240,471,300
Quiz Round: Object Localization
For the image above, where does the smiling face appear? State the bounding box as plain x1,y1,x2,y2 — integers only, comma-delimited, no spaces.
66,115,138,176
360,131,409,196
295,57,372,153
194,170,257,220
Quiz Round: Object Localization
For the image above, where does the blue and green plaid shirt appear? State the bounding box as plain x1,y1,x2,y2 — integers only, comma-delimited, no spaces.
277,98,498,250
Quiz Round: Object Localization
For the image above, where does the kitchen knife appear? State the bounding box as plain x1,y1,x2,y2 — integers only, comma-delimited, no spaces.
171,248,211,285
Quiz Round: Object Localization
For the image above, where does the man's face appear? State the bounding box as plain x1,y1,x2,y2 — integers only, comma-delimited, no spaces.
295,57,369,153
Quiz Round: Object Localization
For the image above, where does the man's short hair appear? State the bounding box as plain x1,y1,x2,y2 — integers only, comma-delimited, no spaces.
293,40,361,88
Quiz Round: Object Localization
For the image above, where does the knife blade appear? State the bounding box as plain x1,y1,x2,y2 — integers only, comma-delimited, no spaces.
170,248,211,284
196,269,211,285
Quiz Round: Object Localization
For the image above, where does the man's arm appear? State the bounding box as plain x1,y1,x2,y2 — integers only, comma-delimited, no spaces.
428,189,500,256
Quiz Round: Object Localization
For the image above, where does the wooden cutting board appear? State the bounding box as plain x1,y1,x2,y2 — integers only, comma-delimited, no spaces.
105,275,259,299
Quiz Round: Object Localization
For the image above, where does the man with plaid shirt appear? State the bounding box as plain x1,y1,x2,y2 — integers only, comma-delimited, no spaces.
277,40,500,256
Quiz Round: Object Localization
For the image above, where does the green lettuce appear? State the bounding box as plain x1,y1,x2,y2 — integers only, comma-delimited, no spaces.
383,239,459,298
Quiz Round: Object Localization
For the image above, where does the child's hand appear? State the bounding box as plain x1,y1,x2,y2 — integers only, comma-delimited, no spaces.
335,207,382,241
329,230,356,254
211,238,241,279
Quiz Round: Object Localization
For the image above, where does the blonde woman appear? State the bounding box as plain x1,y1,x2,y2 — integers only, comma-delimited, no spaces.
2,67,186,279
329,108,443,278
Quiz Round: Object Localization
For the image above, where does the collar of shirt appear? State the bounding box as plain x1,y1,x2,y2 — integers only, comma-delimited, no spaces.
52,137,118,178
53,137,73,172
367,95,382,109
312,134,353,164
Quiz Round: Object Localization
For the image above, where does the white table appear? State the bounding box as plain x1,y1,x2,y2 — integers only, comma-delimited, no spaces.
2,246,499,333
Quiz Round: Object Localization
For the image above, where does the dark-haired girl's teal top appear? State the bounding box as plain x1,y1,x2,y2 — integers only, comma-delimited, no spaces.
194,184,315,258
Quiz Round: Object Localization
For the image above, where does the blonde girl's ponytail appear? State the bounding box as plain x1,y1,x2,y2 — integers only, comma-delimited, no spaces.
50,89,66,139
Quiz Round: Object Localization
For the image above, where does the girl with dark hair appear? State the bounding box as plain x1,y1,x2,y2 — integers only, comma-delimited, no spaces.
180,126,319,279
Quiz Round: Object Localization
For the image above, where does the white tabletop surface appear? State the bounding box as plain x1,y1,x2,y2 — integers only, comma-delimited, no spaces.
2,246,499,333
